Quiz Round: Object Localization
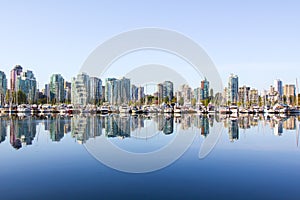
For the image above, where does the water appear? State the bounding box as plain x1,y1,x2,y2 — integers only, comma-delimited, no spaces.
0,113,300,199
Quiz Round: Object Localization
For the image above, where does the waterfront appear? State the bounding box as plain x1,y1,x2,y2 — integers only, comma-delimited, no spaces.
0,113,300,199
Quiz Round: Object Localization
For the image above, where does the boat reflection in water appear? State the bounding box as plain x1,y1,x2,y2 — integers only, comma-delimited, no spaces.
0,113,299,149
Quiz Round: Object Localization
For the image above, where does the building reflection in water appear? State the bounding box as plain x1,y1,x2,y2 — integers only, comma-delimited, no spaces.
1,113,300,148
228,118,239,142
71,114,102,144
0,118,7,144
104,114,130,139
10,116,37,149
193,115,213,137
163,115,174,135
44,115,71,142
274,120,283,136
283,117,296,130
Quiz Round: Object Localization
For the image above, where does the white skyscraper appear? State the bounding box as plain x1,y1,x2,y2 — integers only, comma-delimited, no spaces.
71,73,90,106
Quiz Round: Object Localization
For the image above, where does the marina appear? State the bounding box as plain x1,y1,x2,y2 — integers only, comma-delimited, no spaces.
1,103,299,115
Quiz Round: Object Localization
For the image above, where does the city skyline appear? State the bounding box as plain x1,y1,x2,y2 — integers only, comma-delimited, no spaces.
0,66,299,107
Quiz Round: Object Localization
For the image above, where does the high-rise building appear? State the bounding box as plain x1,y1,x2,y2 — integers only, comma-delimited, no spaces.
102,86,105,102
249,89,259,105
193,87,201,103
0,71,7,105
163,81,173,101
157,83,164,102
131,84,138,102
274,79,283,97
16,70,37,103
283,84,296,104
200,78,209,100
283,84,296,97
238,85,250,106
105,78,117,105
64,81,71,103
89,77,102,104
50,74,65,103
105,77,131,105
179,84,192,104
137,86,144,102
227,74,239,104
10,65,22,92
71,73,90,106
118,77,131,105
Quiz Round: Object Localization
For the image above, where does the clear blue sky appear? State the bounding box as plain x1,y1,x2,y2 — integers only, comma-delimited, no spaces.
0,0,299,92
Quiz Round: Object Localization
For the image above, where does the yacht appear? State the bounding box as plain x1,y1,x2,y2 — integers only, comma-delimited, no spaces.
164,107,173,113
119,105,130,113
173,106,181,113
100,106,109,114
218,106,231,114
17,104,31,113
229,105,239,117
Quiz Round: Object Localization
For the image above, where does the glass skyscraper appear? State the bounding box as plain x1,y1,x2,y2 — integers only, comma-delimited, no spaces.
90,77,102,104
0,71,7,105
274,79,283,97
227,74,239,104
50,74,65,103
105,77,130,105
163,81,174,101
16,70,37,104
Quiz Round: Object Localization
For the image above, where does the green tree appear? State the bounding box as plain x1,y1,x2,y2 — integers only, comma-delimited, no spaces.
17,90,27,104
283,95,287,104
201,99,209,107
237,101,242,107
191,98,196,107
171,97,177,104
164,96,169,104
178,97,184,106
258,96,262,107
5,90,10,104
38,97,47,105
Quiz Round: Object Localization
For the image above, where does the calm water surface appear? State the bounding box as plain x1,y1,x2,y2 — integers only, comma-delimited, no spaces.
0,113,300,199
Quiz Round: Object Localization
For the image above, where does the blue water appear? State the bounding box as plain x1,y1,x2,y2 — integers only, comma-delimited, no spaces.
0,114,299,199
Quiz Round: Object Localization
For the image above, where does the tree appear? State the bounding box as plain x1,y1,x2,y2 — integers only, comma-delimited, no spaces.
237,101,242,107
171,97,177,104
226,100,231,106
191,98,196,107
283,95,287,104
38,98,47,105
164,96,169,104
258,96,263,107
178,97,184,106
201,99,209,107
5,90,10,104
17,90,27,104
